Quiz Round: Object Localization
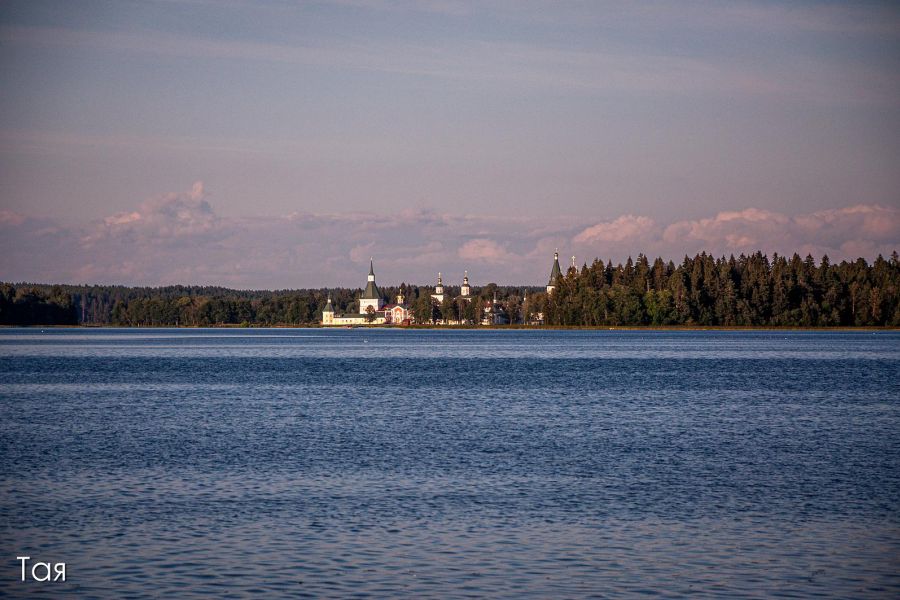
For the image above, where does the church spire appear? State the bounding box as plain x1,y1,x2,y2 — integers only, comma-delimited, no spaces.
362,258,380,300
547,250,562,294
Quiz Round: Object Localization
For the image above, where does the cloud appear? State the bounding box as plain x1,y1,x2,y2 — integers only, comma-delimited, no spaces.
574,215,657,244
570,205,899,263
0,210,26,226
661,208,791,252
795,204,899,239
84,181,220,246
1,183,897,288
458,238,515,264
663,205,899,258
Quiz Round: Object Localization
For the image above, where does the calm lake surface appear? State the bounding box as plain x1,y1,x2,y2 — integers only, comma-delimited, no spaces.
1,328,899,598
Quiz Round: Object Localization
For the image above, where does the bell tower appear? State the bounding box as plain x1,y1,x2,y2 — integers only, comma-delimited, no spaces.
460,271,471,299
359,258,384,314
322,294,335,325
433,272,444,303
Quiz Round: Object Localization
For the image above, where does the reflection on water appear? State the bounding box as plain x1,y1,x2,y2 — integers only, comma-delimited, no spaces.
1,329,899,597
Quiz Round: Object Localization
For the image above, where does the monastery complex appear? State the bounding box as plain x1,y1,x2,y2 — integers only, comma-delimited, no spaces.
322,253,566,326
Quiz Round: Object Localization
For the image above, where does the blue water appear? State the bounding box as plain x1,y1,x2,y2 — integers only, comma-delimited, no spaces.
1,328,899,598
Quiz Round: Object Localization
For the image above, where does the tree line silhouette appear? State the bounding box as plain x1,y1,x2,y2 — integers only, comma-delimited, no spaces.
1,251,897,327
543,252,899,327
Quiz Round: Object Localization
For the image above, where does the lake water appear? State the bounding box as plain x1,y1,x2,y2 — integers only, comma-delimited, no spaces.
1,328,899,598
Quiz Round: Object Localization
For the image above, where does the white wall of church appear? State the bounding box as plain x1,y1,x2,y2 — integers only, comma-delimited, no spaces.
359,298,383,314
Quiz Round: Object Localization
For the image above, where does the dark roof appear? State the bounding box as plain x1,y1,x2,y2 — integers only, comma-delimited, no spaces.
362,259,380,299
548,254,562,285
362,280,380,299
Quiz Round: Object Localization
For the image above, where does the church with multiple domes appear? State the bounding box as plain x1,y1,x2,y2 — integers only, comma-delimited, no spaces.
322,252,566,326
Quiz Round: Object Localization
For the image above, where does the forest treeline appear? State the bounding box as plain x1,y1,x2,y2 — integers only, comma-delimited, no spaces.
1,251,898,327
544,252,899,327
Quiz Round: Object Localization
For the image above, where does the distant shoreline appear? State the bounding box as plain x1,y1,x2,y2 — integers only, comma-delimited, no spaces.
3,324,895,331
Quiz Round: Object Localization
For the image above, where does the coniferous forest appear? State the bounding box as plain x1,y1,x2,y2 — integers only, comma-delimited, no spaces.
543,252,899,327
1,251,898,327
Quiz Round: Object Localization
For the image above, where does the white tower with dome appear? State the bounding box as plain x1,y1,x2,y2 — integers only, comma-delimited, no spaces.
460,271,471,300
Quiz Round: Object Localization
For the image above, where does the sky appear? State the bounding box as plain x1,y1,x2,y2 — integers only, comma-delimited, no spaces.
1,0,898,288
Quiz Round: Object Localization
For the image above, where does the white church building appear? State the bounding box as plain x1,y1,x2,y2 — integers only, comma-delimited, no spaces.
322,259,411,326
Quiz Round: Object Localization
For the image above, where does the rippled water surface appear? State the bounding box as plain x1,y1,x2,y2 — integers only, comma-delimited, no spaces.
1,328,899,598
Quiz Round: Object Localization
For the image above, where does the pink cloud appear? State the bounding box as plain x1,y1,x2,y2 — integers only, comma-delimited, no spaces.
0,210,26,226
349,243,376,264
84,181,220,246
662,208,790,251
574,215,657,243
653,205,899,259
457,238,515,264
104,211,141,226
1,182,897,288
795,204,899,239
